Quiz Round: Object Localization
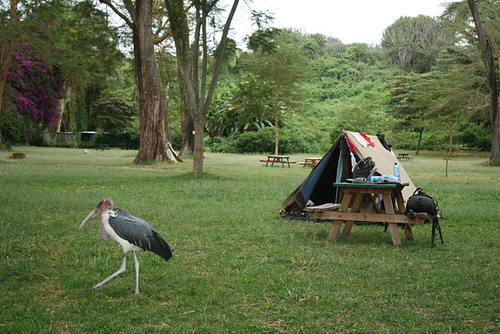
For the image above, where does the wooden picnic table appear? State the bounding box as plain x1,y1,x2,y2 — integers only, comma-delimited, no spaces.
95,144,111,151
299,157,322,168
260,155,296,168
397,153,412,160
306,182,429,245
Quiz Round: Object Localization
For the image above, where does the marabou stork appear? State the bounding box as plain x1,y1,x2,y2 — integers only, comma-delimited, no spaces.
79,198,173,294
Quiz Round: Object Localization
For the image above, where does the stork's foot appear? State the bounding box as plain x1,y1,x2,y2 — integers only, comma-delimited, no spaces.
91,283,103,291
134,290,140,295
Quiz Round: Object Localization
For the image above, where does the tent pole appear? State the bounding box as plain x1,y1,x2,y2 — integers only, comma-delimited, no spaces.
335,149,343,202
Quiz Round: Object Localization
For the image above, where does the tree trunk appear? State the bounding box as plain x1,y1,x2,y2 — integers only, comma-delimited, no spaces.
0,57,11,147
132,0,168,164
274,91,279,155
0,57,10,147
162,83,180,162
416,128,423,155
179,71,194,157
177,0,196,158
56,99,64,132
192,111,204,173
173,9,195,158
467,0,500,164
165,0,239,173
0,0,20,149
100,0,173,164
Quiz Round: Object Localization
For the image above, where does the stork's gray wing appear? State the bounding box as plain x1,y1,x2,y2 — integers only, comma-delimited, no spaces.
109,209,173,261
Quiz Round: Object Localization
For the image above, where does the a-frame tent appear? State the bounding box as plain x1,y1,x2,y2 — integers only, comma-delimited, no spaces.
280,130,416,218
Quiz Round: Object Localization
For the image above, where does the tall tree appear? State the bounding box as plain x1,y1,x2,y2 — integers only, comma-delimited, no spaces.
382,15,450,73
171,0,193,158
467,0,499,165
165,0,239,173
63,0,126,131
389,74,428,154
245,29,310,155
100,0,175,163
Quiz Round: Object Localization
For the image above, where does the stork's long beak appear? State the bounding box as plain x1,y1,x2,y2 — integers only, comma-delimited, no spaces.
79,206,103,230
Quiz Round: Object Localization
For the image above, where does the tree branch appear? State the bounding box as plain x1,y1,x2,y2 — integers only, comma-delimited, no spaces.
204,0,239,116
153,29,172,44
99,0,134,29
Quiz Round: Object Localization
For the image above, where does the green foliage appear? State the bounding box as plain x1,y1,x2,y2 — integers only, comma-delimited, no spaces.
4,1,495,159
243,30,312,105
94,120,140,150
247,28,280,53
381,15,450,73
90,89,136,131
210,8,495,154
210,128,275,153
300,37,320,59
0,108,30,145
309,49,392,102
0,0,128,143
209,126,330,154
455,120,491,150
27,130,50,147
54,0,125,86
388,40,493,151
328,95,395,138
205,80,276,138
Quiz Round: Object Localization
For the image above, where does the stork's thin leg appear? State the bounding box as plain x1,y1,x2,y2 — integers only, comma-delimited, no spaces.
133,251,140,295
91,253,127,291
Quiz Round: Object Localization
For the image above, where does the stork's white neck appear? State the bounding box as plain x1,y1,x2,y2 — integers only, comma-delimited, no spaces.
99,210,113,242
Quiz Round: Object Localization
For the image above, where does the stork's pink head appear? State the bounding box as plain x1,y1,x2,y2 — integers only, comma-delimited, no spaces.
78,198,114,230
99,198,114,211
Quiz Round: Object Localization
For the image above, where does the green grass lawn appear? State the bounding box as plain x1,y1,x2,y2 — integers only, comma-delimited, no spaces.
0,147,498,333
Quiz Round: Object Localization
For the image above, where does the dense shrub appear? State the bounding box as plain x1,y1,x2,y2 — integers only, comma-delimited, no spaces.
209,126,331,154
28,131,50,147
170,131,182,152
391,130,438,151
234,128,275,153
454,122,491,151
95,124,139,150
390,122,491,152
0,111,29,145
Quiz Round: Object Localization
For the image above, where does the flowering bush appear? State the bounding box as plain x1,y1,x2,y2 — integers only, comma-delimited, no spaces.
3,45,66,142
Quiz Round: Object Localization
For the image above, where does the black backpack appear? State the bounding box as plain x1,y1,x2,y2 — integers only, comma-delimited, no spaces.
405,188,444,247
353,156,375,179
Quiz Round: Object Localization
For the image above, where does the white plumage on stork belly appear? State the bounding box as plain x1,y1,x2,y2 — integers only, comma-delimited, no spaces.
79,198,173,295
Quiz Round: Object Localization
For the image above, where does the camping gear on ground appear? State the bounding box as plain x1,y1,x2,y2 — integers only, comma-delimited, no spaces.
281,130,416,219
405,188,444,247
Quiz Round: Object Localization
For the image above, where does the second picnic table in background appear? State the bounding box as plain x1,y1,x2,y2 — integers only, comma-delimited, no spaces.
397,153,412,160
299,157,322,168
260,155,296,167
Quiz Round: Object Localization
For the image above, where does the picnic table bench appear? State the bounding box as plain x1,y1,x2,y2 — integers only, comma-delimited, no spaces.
260,155,296,168
95,144,111,151
397,153,412,160
306,182,431,246
299,157,322,168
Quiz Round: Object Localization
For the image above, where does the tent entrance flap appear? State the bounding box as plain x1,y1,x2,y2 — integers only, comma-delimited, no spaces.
299,151,332,202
